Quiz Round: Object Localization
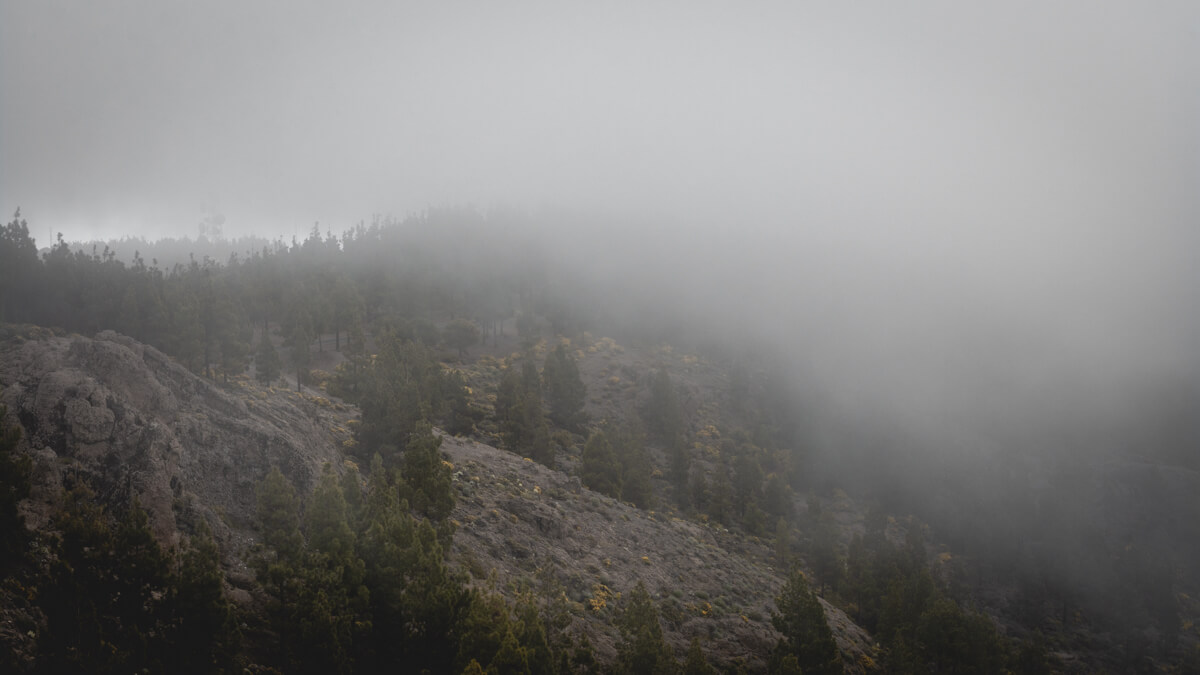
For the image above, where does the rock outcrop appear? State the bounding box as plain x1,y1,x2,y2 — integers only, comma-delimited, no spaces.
0,328,347,560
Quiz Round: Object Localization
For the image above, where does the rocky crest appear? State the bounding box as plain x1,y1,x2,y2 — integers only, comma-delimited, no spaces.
0,328,346,559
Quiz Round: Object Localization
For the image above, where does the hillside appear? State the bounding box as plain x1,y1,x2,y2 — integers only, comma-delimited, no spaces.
1,326,878,672
0,327,352,668
441,432,874,672
1,210,1197,672
4,323,1199,672
0,327,349,547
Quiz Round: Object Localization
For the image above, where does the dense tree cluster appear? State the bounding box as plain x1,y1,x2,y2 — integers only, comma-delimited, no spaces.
0,210,547,384
31,480,239,674
579,425,654,509
686,426,795,540
769,567,842,675
249,461,720,674
337,335,479,461
840,513,1020,673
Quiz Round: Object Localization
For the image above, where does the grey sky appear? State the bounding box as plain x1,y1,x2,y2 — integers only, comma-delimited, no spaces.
3,2,1198,433
3,3,1195,236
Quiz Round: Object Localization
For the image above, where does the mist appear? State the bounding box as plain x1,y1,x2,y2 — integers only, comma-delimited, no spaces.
4,1,1199,458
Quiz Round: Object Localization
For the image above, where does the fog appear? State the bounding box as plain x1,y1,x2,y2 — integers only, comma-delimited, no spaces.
4,1,1199,456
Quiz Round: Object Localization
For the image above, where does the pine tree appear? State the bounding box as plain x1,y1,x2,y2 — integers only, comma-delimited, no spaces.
443,370,479,436
38,482,118,673
644,369,684,446
706,466,733,526
167,282,206,373
292,557,367,674
763,473,793,522
914,596,1006,673
254,465,374,674
514,594,554,675
572,634,600,674
172,521,240,673
253,467,305,669
682,637,717,675
306,464,357,560
810,510,843,597
38,484,174,674
743,502,768,537
496,361,552,465
400,422,455,524
0,209,39,323
616,581,676,675
359,467,474,674
456,591,511,671
520,359,542,402
488,626,531,675
111,499,173,668
444,318,481,358
732,445,763,519
210,276,251,381
291,316,313,391
495,367,521,433
580,430,621,499
543,343,587,431
256,331,282,385
772,654,803,675
668,437,691,510
0,405,31,569
335,313,369,398
257,467,303,562
354,336,446,459
340,463,365,531
770,567,842,675
518,361,551,465
331,275,363,352
512,311,535,347
774,517,792,567
614,425,654,509
520,394,553,466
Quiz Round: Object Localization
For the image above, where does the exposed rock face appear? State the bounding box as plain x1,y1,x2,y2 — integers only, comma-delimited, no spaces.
0,329,345,559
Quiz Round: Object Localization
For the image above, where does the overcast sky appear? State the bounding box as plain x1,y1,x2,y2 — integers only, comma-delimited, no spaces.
2,2,1195,237
3,2,1199,431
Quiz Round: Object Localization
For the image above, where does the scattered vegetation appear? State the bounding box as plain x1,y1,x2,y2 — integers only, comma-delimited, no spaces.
1,207,1195,671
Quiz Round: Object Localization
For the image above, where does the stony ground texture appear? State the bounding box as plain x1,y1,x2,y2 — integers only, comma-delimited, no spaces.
441,433,876,673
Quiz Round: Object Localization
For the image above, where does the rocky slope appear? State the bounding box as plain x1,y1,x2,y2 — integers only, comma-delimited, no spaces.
441,433,876,673
0,327,348,560
0,327,877,672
